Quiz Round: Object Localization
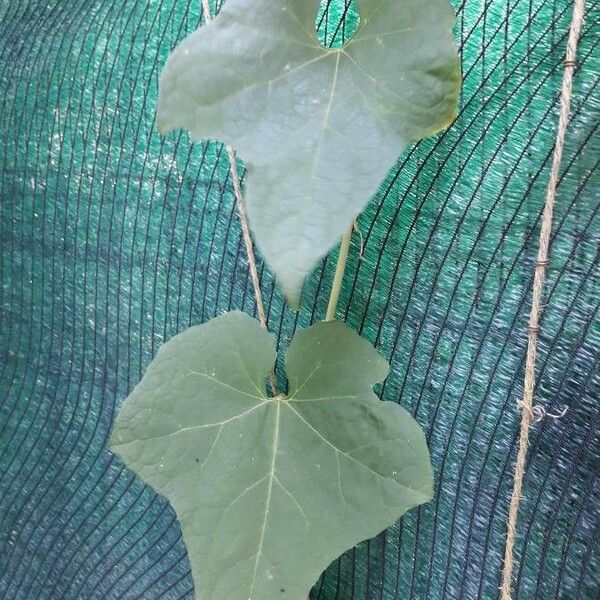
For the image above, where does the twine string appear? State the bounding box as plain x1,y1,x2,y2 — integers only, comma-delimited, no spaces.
353,221,365,262
500,1,586,598
203,0,585,594
200,0,278,395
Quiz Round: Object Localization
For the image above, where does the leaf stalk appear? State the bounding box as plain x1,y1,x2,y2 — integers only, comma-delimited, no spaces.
325,224,353,322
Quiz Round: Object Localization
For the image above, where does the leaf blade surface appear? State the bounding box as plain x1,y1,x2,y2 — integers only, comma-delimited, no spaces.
157,0,460,303
111,312,432,599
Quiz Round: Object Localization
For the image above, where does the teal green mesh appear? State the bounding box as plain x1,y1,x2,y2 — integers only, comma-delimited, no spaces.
0,0,598,598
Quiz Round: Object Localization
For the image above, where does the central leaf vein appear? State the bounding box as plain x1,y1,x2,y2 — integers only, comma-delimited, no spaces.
248,401,281,598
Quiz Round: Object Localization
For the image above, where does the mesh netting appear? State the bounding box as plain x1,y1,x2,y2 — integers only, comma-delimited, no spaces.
0,0,598,598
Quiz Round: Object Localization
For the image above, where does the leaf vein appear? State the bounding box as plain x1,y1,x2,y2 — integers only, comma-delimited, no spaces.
113,400,271,445
248,401,281,598
290,394,356,403
274,476,309,527
335,452,346,505
285,404,418,497
189,369,264,399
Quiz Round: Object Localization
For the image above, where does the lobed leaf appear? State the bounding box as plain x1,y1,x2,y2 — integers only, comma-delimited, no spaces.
157,0,460,305
110,312,433,599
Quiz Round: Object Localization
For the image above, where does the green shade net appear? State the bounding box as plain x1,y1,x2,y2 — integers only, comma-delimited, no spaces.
0,0,598,598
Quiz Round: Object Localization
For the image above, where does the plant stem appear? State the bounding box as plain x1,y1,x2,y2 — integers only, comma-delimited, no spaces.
325,224,353,322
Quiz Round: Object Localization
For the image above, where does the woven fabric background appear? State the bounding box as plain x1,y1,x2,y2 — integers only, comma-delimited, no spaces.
0,0,598,598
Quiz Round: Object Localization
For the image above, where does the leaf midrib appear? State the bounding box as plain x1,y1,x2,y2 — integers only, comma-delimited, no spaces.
248,400,281,599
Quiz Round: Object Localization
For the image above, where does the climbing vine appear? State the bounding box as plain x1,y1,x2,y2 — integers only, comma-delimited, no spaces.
110,1,460,598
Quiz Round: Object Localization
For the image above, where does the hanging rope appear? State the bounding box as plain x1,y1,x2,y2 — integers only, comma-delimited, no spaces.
225,145,269,331
200,0,278,395
500,1,586,598
200,0,269,331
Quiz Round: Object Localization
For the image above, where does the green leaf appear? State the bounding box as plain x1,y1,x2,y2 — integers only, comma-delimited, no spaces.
110,311,433,600
157,0,460,305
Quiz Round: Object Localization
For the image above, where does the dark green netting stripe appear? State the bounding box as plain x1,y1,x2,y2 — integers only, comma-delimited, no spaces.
0,0,598,598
